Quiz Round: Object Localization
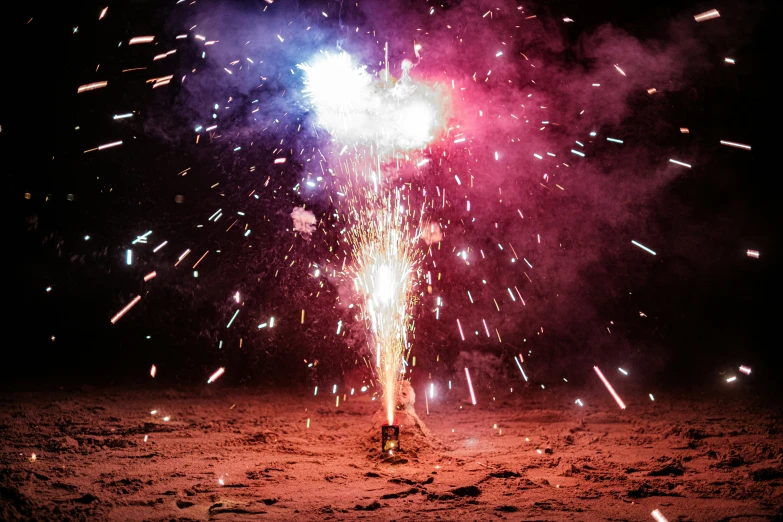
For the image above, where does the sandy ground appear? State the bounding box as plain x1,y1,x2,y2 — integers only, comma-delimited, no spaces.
1,385,781,521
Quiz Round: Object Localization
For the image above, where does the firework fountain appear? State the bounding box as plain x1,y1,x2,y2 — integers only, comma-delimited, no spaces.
300,49,444,448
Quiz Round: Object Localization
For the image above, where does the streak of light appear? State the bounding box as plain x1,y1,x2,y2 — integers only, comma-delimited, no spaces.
207,367,225,384
153,241,167,253
174,249,191,266
129,36,155,45
514,356,528,381
110,295,141,324
593,366,626,409
226,310,240,328
77,81,107,93
726,376,737,383
631,240,656,256
651,508,670,522
192,250,209,268
98,140,123,150
144,271,156,281
457,319,465,340
150,365,156,378
694,9,720,22
747,250,759,259
465,368,477,405
618,368,628,375
669,159,691,168
739,365,751,375
720,140,751,150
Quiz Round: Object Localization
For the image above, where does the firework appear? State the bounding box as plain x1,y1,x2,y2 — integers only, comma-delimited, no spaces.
345,189,422,426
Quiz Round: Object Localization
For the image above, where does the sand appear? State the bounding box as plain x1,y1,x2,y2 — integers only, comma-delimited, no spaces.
1,385,781,521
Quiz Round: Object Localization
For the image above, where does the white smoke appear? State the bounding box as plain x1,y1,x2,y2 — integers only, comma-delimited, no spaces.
291,207,317,239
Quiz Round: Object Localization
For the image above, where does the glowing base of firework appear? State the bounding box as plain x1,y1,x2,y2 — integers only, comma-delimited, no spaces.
381,423,400,452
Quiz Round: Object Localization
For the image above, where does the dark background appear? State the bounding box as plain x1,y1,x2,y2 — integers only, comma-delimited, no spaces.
4,0,779,393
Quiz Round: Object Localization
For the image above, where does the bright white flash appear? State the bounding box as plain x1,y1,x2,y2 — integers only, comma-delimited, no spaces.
298,51,441,151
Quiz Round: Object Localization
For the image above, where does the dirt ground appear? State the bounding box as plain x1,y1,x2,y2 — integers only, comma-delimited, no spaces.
1,384,781,521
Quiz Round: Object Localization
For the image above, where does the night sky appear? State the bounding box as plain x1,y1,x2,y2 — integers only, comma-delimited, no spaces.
6,0,778,393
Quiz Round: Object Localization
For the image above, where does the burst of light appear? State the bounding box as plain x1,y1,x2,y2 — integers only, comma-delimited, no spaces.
298,51,442,151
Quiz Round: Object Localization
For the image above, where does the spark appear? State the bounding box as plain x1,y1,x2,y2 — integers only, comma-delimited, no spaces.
606,137,623,144
694,9,720,22
631,240,657,256
618,368,628,375
739,365,751,375
575,399,583,407
129,36,155,45
465,368,477,405
669,159,691,168
126,249,132,265
651,509,670,522
725,57,735,64
614,64,626,76
207,367,225,384
514,356,528,381
593,366,626,409
150,365,157,378
747,250,759,258
726,376,737,383
226,310,240,328
77,81,107,93
720,140,751,151
153,241,167,253
99,140,123,150
110,295,142,324
649,394,655,401
99,7,108,19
